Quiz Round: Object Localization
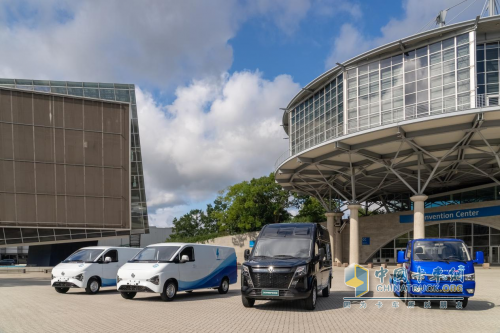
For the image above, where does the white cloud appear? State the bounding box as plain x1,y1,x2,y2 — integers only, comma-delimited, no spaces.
325,0,485,68
138,71,300,227
0,0,239,88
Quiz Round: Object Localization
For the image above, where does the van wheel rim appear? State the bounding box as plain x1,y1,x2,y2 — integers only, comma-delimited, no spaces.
166,284,176,298
222,280,229,291
90,281,99,292
313,286,317,305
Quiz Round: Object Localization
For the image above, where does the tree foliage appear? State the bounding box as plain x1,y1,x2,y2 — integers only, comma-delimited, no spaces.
167,173,298,241
214,173,294,232
291,196,327,222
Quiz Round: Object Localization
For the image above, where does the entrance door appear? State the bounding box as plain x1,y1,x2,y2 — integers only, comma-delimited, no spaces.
490,246,499,264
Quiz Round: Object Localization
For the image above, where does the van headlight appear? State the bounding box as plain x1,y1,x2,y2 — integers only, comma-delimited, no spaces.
117,275,122,283
146,275,160,285
73,274,84,281
294,265,307,277
464,273,475,281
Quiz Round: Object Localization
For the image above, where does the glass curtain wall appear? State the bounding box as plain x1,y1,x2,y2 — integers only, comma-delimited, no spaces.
346,33,471,134
288,32,473,156
477,42,500,105
0,79,148,233
289,74,344,155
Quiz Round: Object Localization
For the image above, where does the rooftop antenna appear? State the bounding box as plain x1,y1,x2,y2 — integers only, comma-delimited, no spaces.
435,9,448,27
418,0,469,32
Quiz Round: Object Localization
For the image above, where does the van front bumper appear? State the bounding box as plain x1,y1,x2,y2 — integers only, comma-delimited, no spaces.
51,278,84,289
241,286,312,300
117,279,162,293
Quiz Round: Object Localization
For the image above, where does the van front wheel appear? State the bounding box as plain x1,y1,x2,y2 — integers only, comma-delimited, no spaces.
55,287,69,294
161,280,177,301
85,278,100,295
120,292,136,300
305,281,317,310
242,296,255,308
218,278,229,294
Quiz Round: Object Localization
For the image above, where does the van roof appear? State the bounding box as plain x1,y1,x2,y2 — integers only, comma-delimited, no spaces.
80,246,142,250
146,243,234,249
412,238,462,242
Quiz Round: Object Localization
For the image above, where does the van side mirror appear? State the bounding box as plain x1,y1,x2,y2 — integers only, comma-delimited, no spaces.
104,257,112,263
180,255,189,263
397,251,408,264
244,249,250,261
474,251,485,264
318,248,325,260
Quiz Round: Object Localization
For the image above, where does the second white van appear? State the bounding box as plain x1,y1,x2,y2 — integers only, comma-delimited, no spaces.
117,243,237,301
51,246,142,294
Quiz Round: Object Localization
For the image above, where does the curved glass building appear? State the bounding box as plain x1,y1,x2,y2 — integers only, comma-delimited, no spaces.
275,15,500,265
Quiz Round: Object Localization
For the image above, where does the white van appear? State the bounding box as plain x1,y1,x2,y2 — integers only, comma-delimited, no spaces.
117,243,237,301
51,246,142,294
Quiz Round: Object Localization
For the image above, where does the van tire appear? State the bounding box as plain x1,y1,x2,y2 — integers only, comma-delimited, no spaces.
218,277,229,294
55,287,69,294
242,296,255,308
120,292,136,300
85,277,100,295
305,280,317,310
322,278,330,297
161,280,177,301
461,297,469,309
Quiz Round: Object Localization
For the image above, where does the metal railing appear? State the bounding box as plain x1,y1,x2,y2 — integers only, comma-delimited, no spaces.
275,93,499,171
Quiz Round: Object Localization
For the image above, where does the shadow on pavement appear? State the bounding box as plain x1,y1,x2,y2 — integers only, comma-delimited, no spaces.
130,289,240,302
0,277,50,287
250,290,355,312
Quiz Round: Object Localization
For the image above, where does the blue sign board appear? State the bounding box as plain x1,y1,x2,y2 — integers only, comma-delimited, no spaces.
249,240,255,248
400,205,500,223
362,237,370,245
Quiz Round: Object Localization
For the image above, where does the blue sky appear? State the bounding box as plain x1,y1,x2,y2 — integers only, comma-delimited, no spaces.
0,0,486,226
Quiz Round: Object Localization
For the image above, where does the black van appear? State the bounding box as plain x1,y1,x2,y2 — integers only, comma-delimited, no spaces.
241,223,332,310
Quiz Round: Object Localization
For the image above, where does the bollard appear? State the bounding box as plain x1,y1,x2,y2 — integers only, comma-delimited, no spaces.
367,263,373,269
381,263,387,268
23,269,26,274
483,263,490,269
396,264,402,268
343,263,348,267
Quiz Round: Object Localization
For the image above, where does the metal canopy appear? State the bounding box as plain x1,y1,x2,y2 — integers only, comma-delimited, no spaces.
275,108,500,207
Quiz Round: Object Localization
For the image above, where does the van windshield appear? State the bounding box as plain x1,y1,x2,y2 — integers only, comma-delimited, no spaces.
413,241,471,262
253,238,311,259
131,246,180,263
63,249,104,263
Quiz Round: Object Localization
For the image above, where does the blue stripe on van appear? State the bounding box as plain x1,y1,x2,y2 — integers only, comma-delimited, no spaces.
101,278,116,287
177,252,237,291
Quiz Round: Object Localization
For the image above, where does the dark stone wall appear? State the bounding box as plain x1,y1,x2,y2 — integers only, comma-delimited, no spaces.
27,241,98,266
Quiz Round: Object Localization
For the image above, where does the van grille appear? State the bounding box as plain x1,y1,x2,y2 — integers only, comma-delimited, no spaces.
250,272,293,289
118,285,154,293
53,282,77,288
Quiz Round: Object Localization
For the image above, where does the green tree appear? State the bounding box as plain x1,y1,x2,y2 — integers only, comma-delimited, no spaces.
215,173,294,232
293,196,327,222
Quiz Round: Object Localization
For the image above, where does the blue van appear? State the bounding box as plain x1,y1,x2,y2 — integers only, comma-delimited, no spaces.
391,238,484,308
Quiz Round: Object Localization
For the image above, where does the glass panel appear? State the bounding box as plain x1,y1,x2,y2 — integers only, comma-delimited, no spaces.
426,224,439,237
440,223,455,237
474,224,489,235
456,223,472,236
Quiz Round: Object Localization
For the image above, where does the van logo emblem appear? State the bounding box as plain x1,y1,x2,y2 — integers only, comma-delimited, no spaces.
268,266,274,273
131,273,135,278
61,272,65,276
